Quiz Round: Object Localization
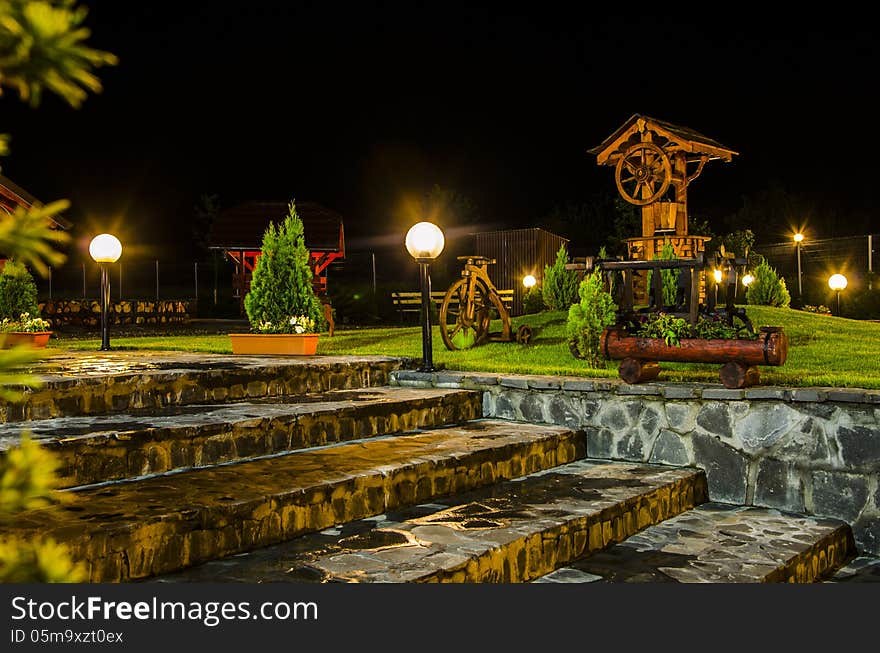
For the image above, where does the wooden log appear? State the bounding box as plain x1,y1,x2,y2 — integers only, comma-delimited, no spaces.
618,358,660,384
600,327,788,366
719,361,760,389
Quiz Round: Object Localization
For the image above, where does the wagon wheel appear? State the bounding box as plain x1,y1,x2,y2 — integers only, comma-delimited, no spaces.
440,278,492,350
615,142,672,206
515,324,533,344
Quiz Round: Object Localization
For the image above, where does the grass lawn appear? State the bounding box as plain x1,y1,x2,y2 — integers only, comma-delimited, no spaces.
48,306,880,388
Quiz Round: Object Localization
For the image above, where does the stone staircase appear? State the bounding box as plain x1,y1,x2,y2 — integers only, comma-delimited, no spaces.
1,354,871,583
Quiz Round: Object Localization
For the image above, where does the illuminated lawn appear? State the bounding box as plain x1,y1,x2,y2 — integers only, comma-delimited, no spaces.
50,307,880,388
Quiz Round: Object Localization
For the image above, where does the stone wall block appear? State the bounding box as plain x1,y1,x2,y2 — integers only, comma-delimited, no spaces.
733,402,805,454
835,425,880,470
650,430,691,466
754,458,805,512
666,402,698,433
691,432,748,504
695,402,733,441
811,470,870,522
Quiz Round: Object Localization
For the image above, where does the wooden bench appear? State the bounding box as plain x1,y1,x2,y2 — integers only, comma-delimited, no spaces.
391,289,514,321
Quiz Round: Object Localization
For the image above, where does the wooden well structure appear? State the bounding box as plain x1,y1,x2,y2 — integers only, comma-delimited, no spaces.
588,114,737,299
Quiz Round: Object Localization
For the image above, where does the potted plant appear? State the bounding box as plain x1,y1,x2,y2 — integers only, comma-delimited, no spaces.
229,201,326,355
0,259,52,348
1,312,53,348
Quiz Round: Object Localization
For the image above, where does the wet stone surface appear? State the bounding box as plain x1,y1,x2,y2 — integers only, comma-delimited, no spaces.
152,460,707,583
0,387,483,487
7,419,582,581
0,351,413,422
539,503,857,583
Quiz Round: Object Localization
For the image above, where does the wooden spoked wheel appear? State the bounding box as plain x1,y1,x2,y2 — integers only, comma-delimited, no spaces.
615,142,672,206
440,278,492,350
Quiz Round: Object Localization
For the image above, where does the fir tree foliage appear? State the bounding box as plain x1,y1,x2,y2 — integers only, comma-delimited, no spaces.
542,244,579,311
0,258,39,320
245,201,327,334
746,258,791,308
0,0,114,582
566,268,617,367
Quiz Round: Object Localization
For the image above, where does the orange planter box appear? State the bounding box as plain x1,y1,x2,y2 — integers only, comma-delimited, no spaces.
229,333,319,356
2,331,52,349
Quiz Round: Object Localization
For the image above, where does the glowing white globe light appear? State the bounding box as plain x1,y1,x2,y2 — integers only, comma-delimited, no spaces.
828,274,848,291
89,234,122,263
742,273,755,287
523,274,537,288
405,222,444,260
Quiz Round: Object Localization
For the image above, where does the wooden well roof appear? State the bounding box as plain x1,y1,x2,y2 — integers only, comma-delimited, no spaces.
208,201,344,252
588,114,738,165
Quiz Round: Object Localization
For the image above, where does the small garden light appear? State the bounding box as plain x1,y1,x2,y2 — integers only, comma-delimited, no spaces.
713,269,723,284
828,273,847,316
405,222,445,372
89,233,122,351
742,273,755,287
523,274,537,289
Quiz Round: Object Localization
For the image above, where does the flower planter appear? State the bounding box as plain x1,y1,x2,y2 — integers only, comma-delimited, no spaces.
2,331,52,349
229,333,319,356
599,326,788,389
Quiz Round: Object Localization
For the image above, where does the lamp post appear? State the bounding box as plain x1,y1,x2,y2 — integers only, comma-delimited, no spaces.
828,273,847,316
794,232,804,298
405,222,445,372
89,234,122,351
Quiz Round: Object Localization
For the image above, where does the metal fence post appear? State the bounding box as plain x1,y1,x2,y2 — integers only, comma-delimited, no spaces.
82,262,86,298
155,260,159,302
194,261,199,301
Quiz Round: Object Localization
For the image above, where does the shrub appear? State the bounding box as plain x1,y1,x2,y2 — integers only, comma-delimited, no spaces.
0,259,39,321
522,286,545,314
566,268,617,367
244,201,327,333
542,245,579,311
647,241,679,308
746,258,791,308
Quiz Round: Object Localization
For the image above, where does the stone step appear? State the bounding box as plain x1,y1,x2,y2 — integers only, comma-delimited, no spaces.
533,502,857,583
0,387,482,488
0,351,409,422
150,460,708,583
10,419,583,581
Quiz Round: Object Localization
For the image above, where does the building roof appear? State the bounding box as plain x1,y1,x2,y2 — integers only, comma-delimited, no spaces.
0,174,72,229
208,200,345,252
469,226,569,242
588,114,738,164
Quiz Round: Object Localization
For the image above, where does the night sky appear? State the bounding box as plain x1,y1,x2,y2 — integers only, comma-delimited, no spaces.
3,3,879,262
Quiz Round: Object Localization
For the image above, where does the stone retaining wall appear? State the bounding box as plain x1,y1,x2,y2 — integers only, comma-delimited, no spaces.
39,299,191,328
391,370,880,556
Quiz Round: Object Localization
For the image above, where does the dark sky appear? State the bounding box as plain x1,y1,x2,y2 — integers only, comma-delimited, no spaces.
3,2,879,261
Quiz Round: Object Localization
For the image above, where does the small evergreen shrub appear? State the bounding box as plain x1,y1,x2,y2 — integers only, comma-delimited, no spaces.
244,201,327,333
0,259,39,322
746,258,791,308
646,241,678,308
542,245,579,311
522,286,545,314
566,268,617,367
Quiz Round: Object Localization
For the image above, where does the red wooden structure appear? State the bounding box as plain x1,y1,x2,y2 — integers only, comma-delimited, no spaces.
208,201,345,314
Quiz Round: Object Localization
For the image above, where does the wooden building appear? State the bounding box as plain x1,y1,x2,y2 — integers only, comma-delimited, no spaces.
0,173,71,228
208,201,345,314
472,227,568,316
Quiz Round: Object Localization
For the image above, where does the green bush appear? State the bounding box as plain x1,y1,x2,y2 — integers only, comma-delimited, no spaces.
566,268,617,367
542,245,579,311
746,258,791,308
647,241,679,308
0,259,39,321
244,201,327,333
522,286,545,314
